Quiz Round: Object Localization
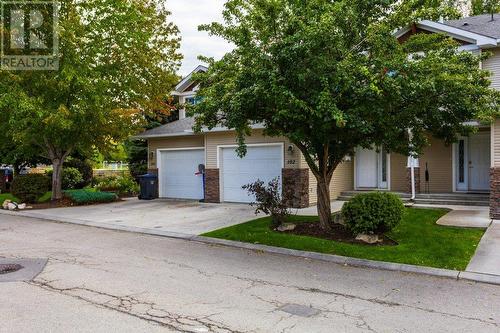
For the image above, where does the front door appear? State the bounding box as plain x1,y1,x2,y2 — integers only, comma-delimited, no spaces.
469,132,490,191
356,148,379,188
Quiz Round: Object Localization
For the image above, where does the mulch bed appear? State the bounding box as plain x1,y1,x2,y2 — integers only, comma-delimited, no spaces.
282,222,398,246
29,198,76,210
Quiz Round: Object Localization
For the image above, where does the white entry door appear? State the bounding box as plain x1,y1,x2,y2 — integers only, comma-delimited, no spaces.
221,145,283,203
469,133,490,191
356,148,378,188
159,149,205,199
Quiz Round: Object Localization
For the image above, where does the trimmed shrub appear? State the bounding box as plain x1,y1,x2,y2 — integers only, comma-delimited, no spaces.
12,174,51,203
342,192,405,235
46,167,84,190
37,191,52,203
243,177,292,229
94,175,139,196
64,189,117,205
64,158,93,188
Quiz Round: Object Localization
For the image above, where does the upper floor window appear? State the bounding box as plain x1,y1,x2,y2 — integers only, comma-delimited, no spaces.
185,96,200,105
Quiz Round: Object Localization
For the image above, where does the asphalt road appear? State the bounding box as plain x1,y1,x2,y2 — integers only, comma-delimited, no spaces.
0,214,499,333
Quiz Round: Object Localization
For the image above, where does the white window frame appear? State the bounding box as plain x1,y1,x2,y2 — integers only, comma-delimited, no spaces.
453,137,469,192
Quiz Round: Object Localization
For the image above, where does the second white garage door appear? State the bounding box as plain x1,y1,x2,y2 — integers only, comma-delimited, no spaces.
221,145,283,203
159,149,205,200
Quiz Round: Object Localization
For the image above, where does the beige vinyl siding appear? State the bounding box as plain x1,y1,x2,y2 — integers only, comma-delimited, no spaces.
493,119,500,167
483,48,500,91
148,135,205,169
331,161,354,200
308,160,354,205
390,153,408,192
418,136,453,193
205,130,300,169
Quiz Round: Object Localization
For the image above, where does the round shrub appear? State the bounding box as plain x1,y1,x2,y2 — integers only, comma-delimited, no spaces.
341,192,405,235
46,167,84,190
64,158,93,188
12,174,51,203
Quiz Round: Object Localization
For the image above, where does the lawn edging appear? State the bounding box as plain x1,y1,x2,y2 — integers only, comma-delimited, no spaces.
193,235,500,286
2,208,499,286
192,235,461,279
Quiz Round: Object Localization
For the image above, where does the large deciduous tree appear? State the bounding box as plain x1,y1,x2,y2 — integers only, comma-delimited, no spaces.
192,0,499,231
0,0,181,200
471,0,500,16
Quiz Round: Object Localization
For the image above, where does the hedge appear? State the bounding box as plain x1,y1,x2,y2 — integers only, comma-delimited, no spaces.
64,189,117,205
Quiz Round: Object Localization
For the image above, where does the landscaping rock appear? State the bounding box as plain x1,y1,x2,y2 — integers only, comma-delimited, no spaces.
333,212,345,225
277,224,296,232
2,200,11,210
355,234,382,244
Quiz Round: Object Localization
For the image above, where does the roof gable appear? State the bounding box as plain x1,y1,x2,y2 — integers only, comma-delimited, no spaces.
175,65,208,93
395,17,499,48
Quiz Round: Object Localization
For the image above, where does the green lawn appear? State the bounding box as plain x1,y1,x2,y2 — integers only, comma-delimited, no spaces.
202,208,485,270
0,193,20,203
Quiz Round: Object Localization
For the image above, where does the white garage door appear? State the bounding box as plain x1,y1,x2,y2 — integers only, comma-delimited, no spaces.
159,149,205,200
221,145,283,203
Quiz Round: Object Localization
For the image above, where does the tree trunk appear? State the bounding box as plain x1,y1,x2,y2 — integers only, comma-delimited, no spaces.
317,177,332,231
51,159,64,201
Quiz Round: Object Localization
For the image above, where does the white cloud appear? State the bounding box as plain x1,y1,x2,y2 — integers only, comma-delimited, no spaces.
168,0,233,76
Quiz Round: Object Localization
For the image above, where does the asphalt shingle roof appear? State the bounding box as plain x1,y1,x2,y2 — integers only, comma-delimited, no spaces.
135,117,195,138
445,14,500,39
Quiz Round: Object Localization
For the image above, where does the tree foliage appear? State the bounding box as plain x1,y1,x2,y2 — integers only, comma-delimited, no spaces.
125,98,181,180
471,0,500,16
0,0,181,200
192,0,499,230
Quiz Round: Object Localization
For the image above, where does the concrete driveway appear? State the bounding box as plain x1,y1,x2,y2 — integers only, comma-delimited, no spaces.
7,198,259,236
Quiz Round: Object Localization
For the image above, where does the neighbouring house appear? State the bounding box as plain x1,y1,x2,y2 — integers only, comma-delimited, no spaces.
135,14,500,217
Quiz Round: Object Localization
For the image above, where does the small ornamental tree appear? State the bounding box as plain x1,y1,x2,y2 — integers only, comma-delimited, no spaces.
0,0,181,200
192,0,500,231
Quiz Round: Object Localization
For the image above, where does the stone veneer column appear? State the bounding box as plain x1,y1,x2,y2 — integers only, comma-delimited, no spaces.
204,169,220,203
406,167,421,194
490,168,500,219
147,168,159,198
282,168,309,208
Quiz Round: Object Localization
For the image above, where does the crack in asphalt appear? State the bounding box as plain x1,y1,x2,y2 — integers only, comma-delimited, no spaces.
225,275,499,329
27,278,243,333
300,286,499,329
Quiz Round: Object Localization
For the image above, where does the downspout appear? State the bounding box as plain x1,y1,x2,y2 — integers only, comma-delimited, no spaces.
407,129,417,201
410,160,416,200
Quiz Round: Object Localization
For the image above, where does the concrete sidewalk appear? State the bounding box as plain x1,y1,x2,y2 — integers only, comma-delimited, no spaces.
467,220,500,276
436,206,491,228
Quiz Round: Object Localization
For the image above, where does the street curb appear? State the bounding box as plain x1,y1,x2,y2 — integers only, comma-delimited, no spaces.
458,271,500,285
191,236,462,280
2,209,499,286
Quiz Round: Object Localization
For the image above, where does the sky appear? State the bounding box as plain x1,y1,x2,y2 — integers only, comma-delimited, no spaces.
168,0,233,77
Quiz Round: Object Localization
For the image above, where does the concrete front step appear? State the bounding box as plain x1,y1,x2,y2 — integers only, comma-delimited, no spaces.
413,199,489,207
338,191,490,207
416,194,489,201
